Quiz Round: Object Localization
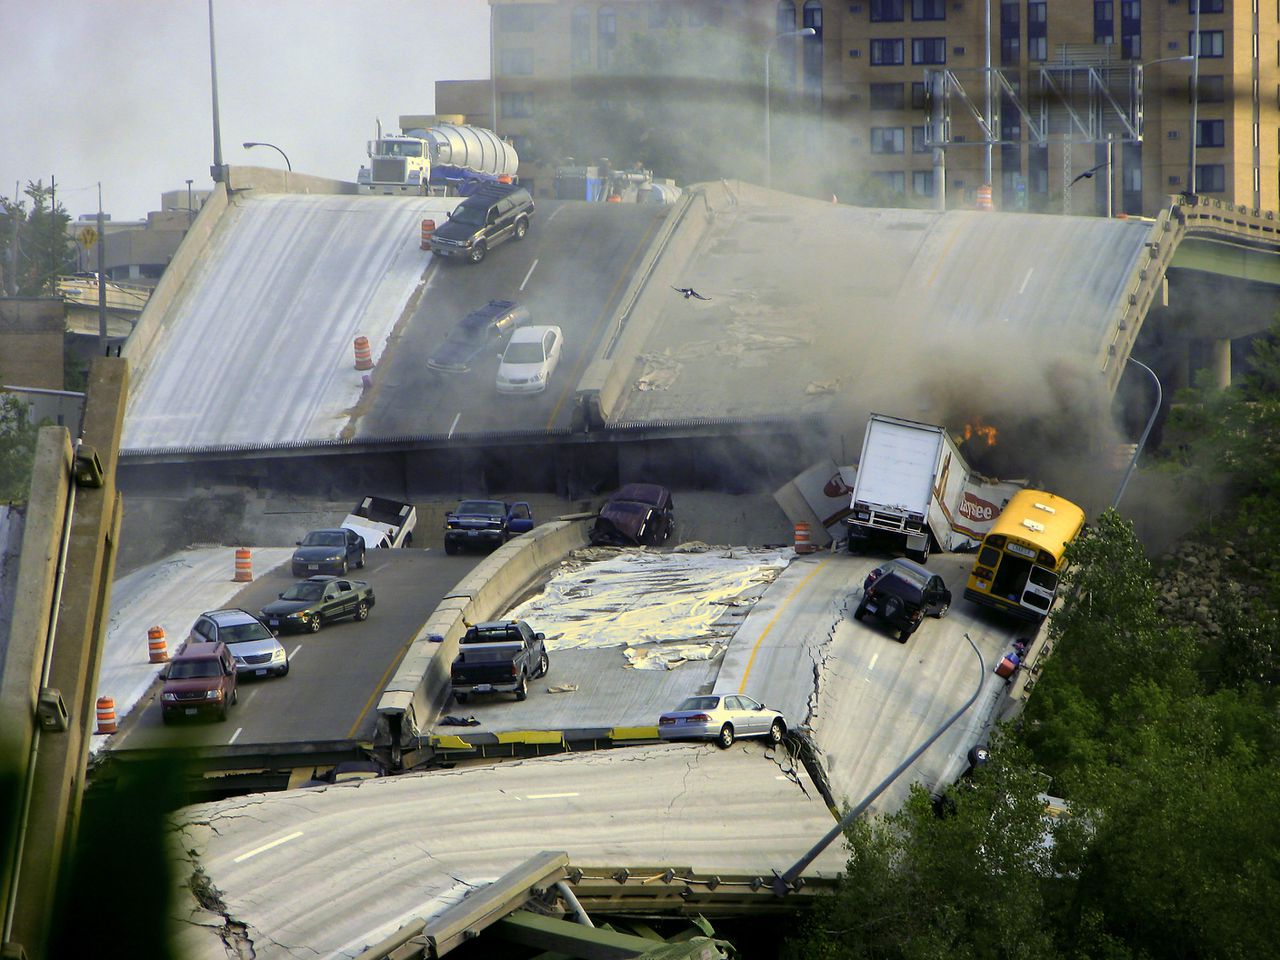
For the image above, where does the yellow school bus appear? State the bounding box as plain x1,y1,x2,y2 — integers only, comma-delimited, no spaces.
963,489,1086,622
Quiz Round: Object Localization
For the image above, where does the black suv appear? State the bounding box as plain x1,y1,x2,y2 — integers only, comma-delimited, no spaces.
430,183,534,264
853,557,951,642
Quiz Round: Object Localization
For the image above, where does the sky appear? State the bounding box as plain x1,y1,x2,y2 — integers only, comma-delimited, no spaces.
0,0,492,223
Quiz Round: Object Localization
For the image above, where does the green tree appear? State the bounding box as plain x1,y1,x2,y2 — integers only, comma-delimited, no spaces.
795,740,1062,960
0,393,39,502
0,181,76,296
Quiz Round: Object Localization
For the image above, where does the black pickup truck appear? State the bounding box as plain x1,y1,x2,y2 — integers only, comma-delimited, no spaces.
444,499,534,554
450,620,549,703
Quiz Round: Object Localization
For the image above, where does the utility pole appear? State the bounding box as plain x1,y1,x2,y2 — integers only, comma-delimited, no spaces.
208,0,225,184
97,183,107,355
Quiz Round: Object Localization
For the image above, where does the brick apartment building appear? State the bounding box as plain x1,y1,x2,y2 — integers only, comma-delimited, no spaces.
459,0,1277,215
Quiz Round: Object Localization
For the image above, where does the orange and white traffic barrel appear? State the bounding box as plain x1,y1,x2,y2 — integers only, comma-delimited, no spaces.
794,521,815,554
147,625,169,663
95,696,118,735
233,547,253,583
420,219,436,250
353,336,373,371
976,184,993,211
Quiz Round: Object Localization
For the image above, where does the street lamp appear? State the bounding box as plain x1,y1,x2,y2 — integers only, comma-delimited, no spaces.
774,633,986,894
242,141,292,172
765,26,816,189
1112,356,1163,510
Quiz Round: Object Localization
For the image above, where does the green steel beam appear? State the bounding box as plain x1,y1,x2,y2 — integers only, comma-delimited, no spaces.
1171,237,1280,285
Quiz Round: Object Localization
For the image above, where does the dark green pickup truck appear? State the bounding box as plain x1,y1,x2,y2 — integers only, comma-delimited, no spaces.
450,620,549,703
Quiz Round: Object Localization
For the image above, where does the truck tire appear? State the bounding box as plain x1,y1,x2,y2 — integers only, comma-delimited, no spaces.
404,532,413,547
514,217,529,240
444,539,459,555
455,691,469,704
469,242,487,264
853,600,867,620
515,675,528,701
537,651,549,678
356,549,365,569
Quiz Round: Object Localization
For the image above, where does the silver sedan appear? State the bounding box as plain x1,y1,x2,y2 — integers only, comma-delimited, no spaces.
658,694,787,748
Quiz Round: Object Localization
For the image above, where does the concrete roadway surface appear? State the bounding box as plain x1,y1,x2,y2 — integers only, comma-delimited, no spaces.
107,549,482,750
359,200,669,438
170,743,847,960
610,184,1152,425
427,543,1023,819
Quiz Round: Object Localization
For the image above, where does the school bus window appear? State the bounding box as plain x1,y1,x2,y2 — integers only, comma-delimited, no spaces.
978,545,1001,567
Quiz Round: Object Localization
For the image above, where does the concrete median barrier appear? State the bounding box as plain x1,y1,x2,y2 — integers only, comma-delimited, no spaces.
376,518,591,748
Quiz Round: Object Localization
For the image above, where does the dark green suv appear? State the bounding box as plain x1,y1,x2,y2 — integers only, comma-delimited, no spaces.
853,557,952,642
429,183,534,263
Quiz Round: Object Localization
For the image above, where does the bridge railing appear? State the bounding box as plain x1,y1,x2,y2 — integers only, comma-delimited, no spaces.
1098,195,1280,394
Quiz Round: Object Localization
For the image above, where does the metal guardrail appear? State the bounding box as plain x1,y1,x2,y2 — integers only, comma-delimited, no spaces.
1097,195,1280,395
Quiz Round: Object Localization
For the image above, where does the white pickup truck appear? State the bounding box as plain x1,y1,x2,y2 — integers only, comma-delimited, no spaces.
341,496,417,550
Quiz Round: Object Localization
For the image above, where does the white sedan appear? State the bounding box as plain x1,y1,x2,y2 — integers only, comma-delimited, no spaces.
495,324,563,395
658,694,787,748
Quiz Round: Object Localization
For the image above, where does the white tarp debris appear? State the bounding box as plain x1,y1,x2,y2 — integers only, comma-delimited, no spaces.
506,547,794,670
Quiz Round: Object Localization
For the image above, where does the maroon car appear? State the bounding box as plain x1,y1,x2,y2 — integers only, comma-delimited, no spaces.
160,642,238,723
589,483,675,547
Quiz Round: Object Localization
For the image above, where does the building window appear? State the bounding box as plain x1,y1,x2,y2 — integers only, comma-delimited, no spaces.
870,82,906,109
1191,0,1224,12
1191,30,1224,57
598,6,617,70
1196,118,1225,147
874,171,907,192
1000,1,1020,65
912,37,946,64
571,7,591,69
870,0,905,21
912,0,946,19
871,38,905,64
649,2,682,27
913,170,935,195
1093,1,1113,45
871,127,906,153
1120,0,1140,59
499,48,535,76
912,126,931,152
500,91,533,119
496,4,537,32
911,81,929,109
1195,163,1225,191
802,1,824,104
1027,1,1047,60
1195,74,1225,102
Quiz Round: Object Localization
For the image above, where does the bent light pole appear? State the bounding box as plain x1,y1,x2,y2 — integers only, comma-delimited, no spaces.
1112,356,1163,511
764,27,816,189
774,633,986,895
242,141,292,172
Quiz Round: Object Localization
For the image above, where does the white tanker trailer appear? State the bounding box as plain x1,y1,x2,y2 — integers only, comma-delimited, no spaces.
357,117,519,197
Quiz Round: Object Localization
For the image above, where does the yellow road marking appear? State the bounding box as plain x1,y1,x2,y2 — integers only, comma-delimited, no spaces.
738,557,831,693
346,639,414,740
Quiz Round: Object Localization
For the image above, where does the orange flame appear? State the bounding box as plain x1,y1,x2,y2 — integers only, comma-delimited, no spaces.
962,420,999,447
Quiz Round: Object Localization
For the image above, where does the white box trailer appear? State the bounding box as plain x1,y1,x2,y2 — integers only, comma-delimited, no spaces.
845,413,973,562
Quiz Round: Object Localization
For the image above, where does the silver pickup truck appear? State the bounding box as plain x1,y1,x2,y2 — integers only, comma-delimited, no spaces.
449,620,549,703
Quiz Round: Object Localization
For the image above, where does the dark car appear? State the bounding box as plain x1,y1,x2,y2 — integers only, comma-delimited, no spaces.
426,299,530,374
589,483,675,547
160,642,237,724
429,183,535,263
188,608,291,677
853,557,951,642
291,528,366,577
259,576,376,634
444,499,534,554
